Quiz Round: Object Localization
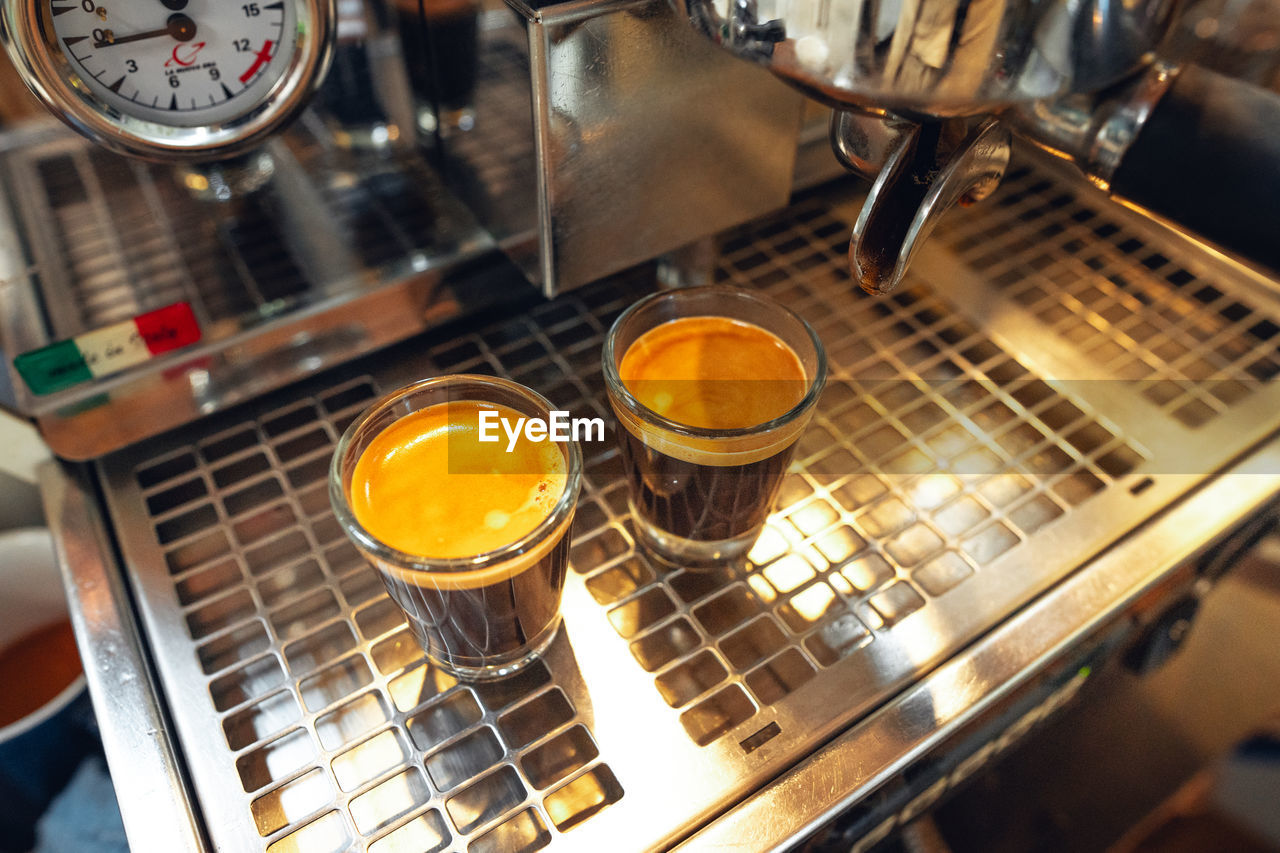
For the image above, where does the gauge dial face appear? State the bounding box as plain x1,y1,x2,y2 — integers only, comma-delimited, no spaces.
50,0,299,128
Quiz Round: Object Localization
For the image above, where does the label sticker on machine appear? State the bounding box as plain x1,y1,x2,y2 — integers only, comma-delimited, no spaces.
14,303,201,395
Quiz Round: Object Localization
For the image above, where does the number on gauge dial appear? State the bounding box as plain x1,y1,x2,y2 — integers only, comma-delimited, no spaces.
50,0,297,126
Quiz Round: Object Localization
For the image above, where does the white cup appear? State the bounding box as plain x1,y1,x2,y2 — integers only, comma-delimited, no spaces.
0,527,86,745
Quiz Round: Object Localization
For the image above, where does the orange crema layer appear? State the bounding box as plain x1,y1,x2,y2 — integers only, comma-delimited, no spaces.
350,401,567,564
618,316,808,429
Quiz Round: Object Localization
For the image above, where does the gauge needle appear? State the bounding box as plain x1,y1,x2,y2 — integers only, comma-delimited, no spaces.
93,13,195,48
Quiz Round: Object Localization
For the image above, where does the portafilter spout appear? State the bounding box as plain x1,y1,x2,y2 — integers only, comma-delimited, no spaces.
833,111,1011,294
840,59,1280,291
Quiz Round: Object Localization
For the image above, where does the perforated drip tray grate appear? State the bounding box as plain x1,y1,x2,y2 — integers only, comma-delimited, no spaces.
98,157,1280,851
2,129,481,345
932,164,1280,429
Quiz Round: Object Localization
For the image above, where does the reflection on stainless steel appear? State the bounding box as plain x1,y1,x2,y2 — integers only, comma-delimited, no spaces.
675,0,1177,117
0,8,815,455
1166,0,1280,89
0,119,497,459
313,0,417,152
447,2,805,294
1008,61,1179,191
680,444,1280,850
849,115,1010,294
50,155,1280,849
829,108,914,179
675,0,1280,292
39,460,205,852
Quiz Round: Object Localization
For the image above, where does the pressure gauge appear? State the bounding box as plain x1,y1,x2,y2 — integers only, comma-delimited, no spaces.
1,0,334,159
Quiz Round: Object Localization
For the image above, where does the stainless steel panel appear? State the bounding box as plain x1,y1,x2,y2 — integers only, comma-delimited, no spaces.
0,4,817,456
675,0,1176,117
89,156,1280,850
0,118,497,458
448,16,837,287
449,0,806,294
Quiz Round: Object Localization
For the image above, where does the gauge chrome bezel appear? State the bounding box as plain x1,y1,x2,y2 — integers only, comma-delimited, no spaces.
0,0,334,160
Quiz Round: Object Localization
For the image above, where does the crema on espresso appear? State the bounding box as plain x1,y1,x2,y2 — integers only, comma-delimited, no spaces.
349,400,570,668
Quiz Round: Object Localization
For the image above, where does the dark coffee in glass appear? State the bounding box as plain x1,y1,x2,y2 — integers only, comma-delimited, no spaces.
331,378,582,680
615,421,796,542
395,0,480,132
375,517,570,670
604,287,827,567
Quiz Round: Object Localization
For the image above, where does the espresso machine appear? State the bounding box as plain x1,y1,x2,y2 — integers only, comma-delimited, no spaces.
2,0,1280,848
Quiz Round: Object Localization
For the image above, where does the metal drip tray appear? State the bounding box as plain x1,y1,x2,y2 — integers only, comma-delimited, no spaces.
0,103,505,459
86,158,1280,850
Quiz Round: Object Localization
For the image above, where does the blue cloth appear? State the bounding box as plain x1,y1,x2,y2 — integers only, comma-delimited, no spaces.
0,689,131,853
34,756,128,853
0,691,97,853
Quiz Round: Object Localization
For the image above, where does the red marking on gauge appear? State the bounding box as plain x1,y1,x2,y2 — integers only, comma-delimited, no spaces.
165,41,206,67
238,39,274,84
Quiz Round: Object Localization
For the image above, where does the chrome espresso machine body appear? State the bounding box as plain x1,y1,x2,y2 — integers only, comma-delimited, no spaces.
2,0,1280,849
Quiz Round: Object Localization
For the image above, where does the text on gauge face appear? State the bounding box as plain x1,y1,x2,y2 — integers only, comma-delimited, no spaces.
477,410,605,452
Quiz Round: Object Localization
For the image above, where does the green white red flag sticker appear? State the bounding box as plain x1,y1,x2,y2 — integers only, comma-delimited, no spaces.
14,302,201,395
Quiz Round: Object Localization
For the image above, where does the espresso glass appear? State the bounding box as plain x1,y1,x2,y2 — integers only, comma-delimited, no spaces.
603,286,827,568
331,375,582,680
395,0,481,134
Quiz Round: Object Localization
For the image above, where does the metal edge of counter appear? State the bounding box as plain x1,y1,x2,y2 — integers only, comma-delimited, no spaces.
39,457,207,852
676,437,1280,851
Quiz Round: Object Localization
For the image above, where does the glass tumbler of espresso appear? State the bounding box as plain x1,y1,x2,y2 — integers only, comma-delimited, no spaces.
394,0,482,134
603,285,827,568
331,375,582,680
